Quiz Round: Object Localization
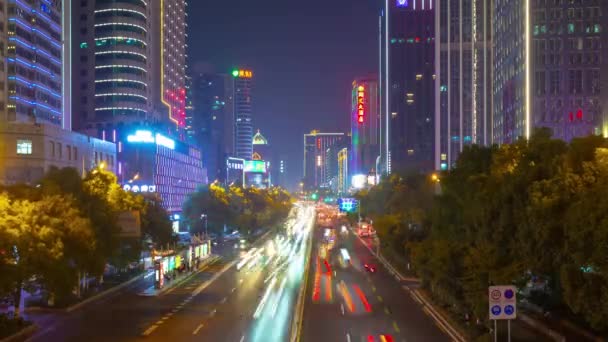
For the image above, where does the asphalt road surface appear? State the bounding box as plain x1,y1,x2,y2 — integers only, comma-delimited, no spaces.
300,224,449,342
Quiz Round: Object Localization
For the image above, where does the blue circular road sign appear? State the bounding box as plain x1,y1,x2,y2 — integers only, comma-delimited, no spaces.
504,289,514,299
504,305,515,315
491,305,501,316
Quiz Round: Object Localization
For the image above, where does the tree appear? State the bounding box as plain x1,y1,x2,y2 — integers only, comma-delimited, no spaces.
141,195,175,247
0,193,95,316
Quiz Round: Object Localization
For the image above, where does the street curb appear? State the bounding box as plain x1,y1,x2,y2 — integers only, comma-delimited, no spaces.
352,231,418,282
64,272,144,313
289,214,314,342
0,324,38,342
411,289,467,342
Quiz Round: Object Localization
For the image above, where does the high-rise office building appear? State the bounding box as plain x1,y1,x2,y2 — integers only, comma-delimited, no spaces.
5,0,63,127
351,78,380,176
303,131,345,190
531,1,607,141
71,0,187,133
493,0,532,144
150,0,187,132
494,0,608,144
382,0,435,173
232,69,254,160
189,72,233,181
435,0,492,170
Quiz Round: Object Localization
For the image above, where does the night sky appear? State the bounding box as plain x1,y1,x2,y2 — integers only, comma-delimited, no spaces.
187,0,379,189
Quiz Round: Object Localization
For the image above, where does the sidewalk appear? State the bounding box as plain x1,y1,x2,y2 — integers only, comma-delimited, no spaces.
138,255,220,296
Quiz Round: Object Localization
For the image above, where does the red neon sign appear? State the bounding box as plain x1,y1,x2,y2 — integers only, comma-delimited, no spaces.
357,85,365,124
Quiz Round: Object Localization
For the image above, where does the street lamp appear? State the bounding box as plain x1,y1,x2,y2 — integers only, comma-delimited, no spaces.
431,173,440,183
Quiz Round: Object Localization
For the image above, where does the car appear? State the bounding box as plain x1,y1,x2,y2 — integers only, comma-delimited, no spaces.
363,263,376,273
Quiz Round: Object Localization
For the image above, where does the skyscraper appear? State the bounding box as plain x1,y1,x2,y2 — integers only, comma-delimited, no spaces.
303,131,345,190
493,0,531,144
150,0,187,131
351,78,380,176
71,0,188,133
232,68,254,160
531,0,607,141
189,72,233,181
493,0,608,144
383,0,436,173
435,0,492,170
6,0,63,127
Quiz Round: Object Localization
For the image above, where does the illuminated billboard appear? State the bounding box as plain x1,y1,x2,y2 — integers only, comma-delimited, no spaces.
357,85,365,124
351,174,367,189
244,160,267,173
126,130,175,150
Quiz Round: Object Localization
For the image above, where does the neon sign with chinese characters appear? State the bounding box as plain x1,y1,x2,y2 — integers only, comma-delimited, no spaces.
126,130,175,150
357,85,365,124
396,0,409,7
232,69,253,78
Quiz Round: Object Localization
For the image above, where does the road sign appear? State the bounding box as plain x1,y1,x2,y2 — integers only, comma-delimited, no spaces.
488,285,517,320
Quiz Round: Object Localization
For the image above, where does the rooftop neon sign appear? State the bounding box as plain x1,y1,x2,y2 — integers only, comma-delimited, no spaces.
232,69,253,78
126,130,175,150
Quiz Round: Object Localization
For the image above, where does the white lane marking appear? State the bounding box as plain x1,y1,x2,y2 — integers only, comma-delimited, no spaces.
192,323,204,335
341,303,345,315
232,287,237,293
346,333,351,342
220,297,227,304
142,325,158,336
240,335,245,342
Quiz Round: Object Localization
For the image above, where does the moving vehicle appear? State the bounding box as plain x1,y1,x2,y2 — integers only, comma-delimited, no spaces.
363,263,376,273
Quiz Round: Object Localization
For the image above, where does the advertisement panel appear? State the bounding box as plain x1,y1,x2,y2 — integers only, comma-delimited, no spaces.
244,160,267,173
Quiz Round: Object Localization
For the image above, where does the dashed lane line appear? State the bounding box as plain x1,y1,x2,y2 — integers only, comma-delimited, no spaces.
142,325,158,336
392,321,401,333
192,323,204,335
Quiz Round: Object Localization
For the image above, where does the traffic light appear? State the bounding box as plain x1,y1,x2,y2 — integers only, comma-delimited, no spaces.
311,193,318,201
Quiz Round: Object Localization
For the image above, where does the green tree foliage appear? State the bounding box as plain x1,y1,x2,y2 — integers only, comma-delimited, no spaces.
141,195,175,247
358,130,608,333
183,184,292,235
0,193,95,316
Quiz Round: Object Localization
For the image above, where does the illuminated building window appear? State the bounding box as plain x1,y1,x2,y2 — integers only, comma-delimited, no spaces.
407,149,414,156
17,139,32,155
80,42,88,49
568,23,575,34
416,74,423,81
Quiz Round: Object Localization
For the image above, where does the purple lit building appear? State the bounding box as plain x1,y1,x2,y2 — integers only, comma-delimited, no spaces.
115,128,205,216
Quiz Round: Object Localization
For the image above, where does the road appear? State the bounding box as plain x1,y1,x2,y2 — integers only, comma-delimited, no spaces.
27,204,315,342
300,223,449,342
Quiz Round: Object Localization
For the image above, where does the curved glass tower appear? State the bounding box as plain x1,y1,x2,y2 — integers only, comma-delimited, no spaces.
94,0,150,123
